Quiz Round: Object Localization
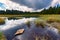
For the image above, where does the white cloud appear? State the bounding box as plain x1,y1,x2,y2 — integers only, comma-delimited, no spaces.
7,0,34,12
0,0,34,12
51,0,60,7
0,0,60,12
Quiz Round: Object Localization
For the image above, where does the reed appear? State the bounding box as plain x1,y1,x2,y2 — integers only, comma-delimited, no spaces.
0,32,6,40
0,18,5,25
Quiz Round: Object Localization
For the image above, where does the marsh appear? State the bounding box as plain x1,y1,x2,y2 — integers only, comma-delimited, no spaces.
0,18,60,40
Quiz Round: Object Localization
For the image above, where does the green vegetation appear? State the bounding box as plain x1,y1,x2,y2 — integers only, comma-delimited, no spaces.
0,32,6,40
39,15,60,21
38,15,60,32
0,6,60,17
0,6,60,15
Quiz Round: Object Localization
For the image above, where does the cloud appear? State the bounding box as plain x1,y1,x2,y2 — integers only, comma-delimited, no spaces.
0,0,60,12
10,0,52,10
6,0,34,12
51,0,60,7
0,2,6,9
0,0,34,12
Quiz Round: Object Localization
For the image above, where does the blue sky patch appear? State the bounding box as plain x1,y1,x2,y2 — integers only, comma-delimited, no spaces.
0,2,6,9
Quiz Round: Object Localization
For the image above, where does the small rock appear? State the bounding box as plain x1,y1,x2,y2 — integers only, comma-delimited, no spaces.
15,29,24,35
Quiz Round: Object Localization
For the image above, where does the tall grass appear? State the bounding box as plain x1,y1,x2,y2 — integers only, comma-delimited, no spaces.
0,18,5,25
0,32,6,40
39,15,60,33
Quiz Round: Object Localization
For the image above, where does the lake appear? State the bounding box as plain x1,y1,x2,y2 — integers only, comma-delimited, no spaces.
0,18,60,40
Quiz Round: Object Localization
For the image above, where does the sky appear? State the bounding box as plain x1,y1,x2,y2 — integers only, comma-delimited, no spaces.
0,0,60,12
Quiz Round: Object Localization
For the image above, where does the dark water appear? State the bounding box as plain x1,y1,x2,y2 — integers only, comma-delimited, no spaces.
2,22,60,40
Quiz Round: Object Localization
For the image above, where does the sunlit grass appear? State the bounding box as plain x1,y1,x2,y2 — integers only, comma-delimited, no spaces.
39,15,60,21
0,18,5,25
39,15,60,32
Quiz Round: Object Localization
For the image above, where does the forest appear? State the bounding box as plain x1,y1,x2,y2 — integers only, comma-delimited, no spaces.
0,5,60,15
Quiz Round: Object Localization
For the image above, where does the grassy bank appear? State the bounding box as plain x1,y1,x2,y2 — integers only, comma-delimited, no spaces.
39,15,60,32
0,32,6,40
0,18,5,25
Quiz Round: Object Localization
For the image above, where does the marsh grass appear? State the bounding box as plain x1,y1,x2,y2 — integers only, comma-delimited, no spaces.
34,35,53,40
0,31,6,40
39,15,60,21
0,18,5,25
51,22,60,32
39,15,60,33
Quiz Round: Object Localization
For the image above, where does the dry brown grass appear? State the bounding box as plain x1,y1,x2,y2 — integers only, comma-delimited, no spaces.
0,18,5,25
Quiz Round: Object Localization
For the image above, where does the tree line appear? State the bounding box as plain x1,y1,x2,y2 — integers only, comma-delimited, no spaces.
0,6,60,15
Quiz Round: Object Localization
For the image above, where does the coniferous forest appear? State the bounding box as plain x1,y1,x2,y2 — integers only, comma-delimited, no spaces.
0,6,60,15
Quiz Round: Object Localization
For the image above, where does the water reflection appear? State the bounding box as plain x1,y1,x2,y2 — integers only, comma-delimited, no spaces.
0,18,60,40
